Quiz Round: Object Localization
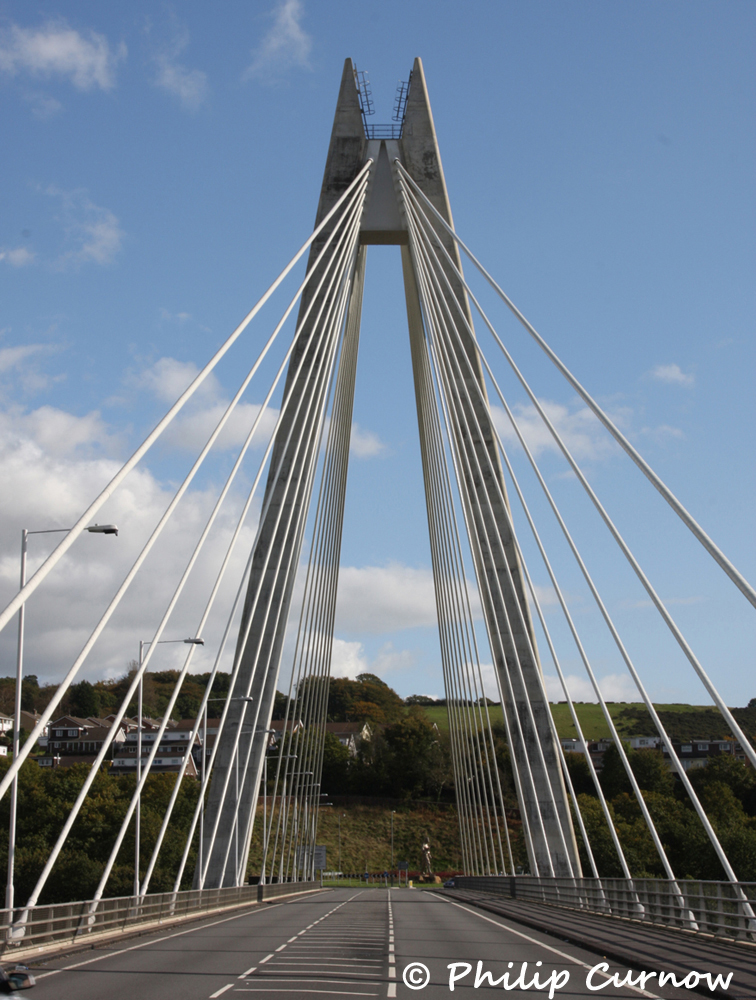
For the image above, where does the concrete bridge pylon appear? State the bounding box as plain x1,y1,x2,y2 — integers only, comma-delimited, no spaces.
197,57,580,887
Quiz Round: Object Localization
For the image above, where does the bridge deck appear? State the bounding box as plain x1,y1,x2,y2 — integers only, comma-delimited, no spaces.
22,887,753,1000
442,887,756,999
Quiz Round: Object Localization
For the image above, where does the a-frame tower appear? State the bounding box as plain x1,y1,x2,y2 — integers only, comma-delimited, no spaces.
198,59,579,886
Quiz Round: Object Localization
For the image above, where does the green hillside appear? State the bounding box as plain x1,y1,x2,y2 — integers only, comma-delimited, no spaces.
421,701,755,743
245,800,471,877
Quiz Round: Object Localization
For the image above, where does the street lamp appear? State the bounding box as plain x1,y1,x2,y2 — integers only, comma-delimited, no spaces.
6,523,119,914
338,812,346,876
391,810,396,872
135,635,204,897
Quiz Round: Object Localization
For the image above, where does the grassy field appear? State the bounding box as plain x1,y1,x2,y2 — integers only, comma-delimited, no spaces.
245,799,467,878
421,701,725,741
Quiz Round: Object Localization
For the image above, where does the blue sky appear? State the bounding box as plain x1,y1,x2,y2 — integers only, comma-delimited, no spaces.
0,1,753,708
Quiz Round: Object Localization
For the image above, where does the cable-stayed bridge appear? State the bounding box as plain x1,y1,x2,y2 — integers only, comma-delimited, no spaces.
1,58,754,990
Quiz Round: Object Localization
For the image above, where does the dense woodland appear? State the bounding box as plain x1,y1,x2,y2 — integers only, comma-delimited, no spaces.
0,670,754,904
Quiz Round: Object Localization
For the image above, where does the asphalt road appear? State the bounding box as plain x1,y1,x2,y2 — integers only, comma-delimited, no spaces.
24,888,724,999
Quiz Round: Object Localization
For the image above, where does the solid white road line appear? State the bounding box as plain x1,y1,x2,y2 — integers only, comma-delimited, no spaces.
36,902,285,979
428,894,661,1000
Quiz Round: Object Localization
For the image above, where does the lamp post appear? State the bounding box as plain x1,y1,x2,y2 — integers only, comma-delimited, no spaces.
6,523,118,914
338,812,345,876
135,635,204,897
391,810,396,872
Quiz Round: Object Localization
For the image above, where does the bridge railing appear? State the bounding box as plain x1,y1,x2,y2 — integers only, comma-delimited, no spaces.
0,880,320,959
453,876,756,943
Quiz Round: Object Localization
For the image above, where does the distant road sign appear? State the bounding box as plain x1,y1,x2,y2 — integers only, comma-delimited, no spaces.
397,861,409,871
296,845,327,870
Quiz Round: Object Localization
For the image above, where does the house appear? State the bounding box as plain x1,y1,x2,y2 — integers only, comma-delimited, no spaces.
44,716,126,759
269,718,305,746
110,727,199,777
325,721,372,756
20,710,47,745
0,713,13,734
661,738,740,773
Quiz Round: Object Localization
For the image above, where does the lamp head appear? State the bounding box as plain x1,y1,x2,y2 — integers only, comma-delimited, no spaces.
86,524,118,536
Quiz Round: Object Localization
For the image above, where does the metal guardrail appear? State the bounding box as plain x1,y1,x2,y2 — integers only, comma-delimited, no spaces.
453,876,756,943
0,881,320,958
365,124,403,140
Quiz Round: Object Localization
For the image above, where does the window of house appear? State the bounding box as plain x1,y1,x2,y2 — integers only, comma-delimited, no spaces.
681,745,692,753
697,744,709,751
67,729,78,737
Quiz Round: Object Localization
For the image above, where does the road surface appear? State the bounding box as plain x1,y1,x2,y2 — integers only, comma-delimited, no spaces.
26,888,720,999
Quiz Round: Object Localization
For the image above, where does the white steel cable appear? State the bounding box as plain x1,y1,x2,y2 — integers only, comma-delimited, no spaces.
402,193,627,874
408,207,574,875
0,162,374,642
409,251,537,876
406,193,683,883
410,323,485,871
256,282,358,883
171,258,357,895
0,176,372,801
22,226,361,911
412,238,547,875
266,249,367,883
245,250,364,884
93,217,368,903
139,258,361,897
266,272,360,884
403,183,756,896
395,160,756,611
411,311,510,873
140,182,368,893
16,185,368,911
401,175,756,777
172,195,363,893
291,297,360,876
405,193,748,919
200,218,361,886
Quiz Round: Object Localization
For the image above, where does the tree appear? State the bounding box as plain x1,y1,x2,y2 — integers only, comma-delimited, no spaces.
68,680,100,719
21,675,39,713
320,732,350,794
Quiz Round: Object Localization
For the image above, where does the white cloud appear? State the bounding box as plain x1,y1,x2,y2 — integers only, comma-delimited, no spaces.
492,398,621,462
243,0,312,81
23,90,62,119
0,21,125,91
153,29,208,111
0,344,47,374
330,638,369,679
129,356,280,452
328,638,417,682
350,423,386,459
335,563,439,633
648,363,695,388
47,187,124,268
159,308,192,323
0,402,257,687
0,247,35,267
543,671,638,703
132,357,210,404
